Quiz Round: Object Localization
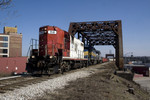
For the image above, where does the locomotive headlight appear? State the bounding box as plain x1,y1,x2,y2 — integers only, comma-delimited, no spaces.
31,56,35,58
50,56,53,58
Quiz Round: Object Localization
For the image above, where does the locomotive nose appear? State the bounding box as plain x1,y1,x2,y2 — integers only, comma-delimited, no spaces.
37,60,45,68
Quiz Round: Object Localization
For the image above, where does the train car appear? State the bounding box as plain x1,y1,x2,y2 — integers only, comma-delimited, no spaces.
26,26,88,74
95,50,102,64
102,57,109,63
84,45,102,65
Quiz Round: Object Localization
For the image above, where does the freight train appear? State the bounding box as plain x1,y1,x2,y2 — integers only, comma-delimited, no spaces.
26,26,102,74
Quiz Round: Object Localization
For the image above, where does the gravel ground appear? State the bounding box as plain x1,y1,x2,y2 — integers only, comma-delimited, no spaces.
0,63,105,100
1,62,149,100
37,63,150,100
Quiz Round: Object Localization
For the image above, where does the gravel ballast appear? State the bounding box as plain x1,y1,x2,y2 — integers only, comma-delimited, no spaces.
0,70,93,100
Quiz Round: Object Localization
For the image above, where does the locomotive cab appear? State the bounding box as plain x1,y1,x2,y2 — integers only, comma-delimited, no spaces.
39,26,70,59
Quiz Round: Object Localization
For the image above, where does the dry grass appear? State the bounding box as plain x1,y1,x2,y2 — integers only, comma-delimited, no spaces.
0,73,12,78
37,63,150,100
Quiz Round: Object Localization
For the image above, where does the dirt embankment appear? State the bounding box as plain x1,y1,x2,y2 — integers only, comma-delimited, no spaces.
37,62,150,100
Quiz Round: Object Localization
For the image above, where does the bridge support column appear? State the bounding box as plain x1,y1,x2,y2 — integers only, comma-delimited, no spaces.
115,21,124,70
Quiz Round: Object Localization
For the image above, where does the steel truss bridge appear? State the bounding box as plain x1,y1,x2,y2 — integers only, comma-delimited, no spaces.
68,20,123,69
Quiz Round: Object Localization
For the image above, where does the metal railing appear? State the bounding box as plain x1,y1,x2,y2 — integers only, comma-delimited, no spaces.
27,38,39,57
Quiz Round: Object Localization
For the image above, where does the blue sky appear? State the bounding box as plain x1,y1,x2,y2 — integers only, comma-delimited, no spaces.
0,0,150,57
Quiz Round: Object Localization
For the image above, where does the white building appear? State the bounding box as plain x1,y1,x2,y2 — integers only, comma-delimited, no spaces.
0,34,9,57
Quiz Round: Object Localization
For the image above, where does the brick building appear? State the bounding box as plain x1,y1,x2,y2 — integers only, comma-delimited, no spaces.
0,26,22,57
0,26,27,75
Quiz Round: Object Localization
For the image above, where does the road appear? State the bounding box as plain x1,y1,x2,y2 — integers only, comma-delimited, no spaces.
134,77,150,93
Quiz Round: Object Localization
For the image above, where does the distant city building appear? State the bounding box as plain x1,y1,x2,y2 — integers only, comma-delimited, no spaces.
0,26,22,57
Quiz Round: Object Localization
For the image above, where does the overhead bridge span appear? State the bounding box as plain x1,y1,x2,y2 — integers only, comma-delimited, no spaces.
68,20,123,69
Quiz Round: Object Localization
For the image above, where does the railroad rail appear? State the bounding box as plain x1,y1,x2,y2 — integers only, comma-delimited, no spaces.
0,76,21,81
0,76,38,93
0,62,110,94
0,68,85,93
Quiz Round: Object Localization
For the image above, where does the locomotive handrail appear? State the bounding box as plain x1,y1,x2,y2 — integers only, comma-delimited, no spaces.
27,38,39,57
27,45,32,57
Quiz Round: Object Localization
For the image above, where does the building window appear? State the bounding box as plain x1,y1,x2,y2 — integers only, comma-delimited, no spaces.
3,37,8,41
0,43,8,47
3,43,8,47
3,55,7,57
3,49,8,53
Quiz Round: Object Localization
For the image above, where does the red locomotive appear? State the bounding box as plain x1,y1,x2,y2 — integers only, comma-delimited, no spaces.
39,26,70,57
26,26,89,74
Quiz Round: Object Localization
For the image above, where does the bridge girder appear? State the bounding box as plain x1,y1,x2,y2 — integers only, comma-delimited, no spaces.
68,20,124,69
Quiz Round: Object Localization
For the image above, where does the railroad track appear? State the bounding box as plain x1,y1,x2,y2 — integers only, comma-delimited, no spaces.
0,76,36,93
0,71,75,93
0,74,61,94
0,63,110,94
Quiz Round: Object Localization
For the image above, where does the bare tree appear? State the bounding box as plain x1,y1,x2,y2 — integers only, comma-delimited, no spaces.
0,0,12,26
0,0,12,9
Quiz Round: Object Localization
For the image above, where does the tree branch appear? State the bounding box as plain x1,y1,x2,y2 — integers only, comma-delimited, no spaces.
0,0,12,8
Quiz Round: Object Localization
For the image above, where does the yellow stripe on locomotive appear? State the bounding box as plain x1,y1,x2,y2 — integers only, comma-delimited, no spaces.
84,51,96,58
